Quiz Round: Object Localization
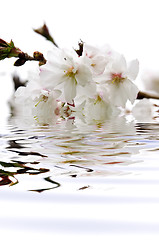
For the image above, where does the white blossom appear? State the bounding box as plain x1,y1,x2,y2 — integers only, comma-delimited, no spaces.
97,53,139,107
40,47,93,103
14,75,61,123
82,43,108,75
13,42,140,125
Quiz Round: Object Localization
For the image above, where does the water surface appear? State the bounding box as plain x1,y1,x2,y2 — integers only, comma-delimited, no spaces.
1,106,159,239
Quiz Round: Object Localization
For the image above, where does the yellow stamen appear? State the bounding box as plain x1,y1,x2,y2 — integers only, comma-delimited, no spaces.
65,66,77,79
94,95,102,105
111,73,125,84
35,95,48,107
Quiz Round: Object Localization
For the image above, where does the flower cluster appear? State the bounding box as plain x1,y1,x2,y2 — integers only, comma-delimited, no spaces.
14,42,139,124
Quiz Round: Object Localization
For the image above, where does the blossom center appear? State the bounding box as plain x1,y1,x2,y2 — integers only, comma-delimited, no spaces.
111,73,125,83
65,66,77,78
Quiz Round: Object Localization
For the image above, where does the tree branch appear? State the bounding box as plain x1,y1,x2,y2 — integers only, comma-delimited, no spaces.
137,91,159,100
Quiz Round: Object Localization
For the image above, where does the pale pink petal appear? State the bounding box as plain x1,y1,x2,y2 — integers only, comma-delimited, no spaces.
83,43,97,57
64,78,77,103
77,81,97,98
40,70,65,89
107,78,139,107
111,54,127,74
127,59,139,80
53,89,62,99
92,55,107,74
122,79,139,104
76,64,92,86
107,83,127,107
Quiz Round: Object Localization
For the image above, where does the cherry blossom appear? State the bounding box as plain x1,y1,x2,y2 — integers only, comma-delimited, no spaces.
97,53,139,107
15,74,61,123
81,43,108,75
39,47,93,104
13,42,140,124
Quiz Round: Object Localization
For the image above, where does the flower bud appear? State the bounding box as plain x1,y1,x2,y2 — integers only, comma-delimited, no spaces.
33,51,46,66
0,39,22,60
75,40,84,56
14,58,26,66
34,23,58,47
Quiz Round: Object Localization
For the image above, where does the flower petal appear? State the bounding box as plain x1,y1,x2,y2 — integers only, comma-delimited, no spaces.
64,78,77,103
122,78,139,104
111,54,127,74
127,59,139,80
76,64,92,86
106,78,138,108
40,70,65,89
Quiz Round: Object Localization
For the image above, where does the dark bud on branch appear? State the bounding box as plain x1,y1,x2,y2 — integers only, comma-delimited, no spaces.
75,40,84,56
34,23,58,47
14,51,46,67
0,39,22,60
0,38,46,66
14,52,34,66
14,52,27,66
33,51,46,66
14,58,26,66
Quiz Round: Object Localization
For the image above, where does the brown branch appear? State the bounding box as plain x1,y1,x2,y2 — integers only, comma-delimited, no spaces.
137,91,159,100
0,38,46,66
14,51,46,66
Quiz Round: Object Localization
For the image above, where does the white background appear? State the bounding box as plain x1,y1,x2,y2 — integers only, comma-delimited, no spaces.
1,0,159,68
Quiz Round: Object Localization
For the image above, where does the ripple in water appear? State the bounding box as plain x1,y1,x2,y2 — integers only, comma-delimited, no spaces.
0,110,159,192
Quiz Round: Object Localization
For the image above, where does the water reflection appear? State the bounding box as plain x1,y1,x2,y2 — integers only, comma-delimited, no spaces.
0,159,49,186
0,107,159,192
30,177,61,193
